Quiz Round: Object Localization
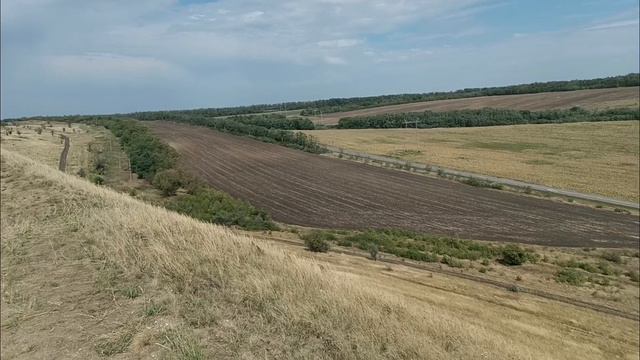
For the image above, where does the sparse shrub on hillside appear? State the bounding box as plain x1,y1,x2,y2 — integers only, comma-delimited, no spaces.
441,255,464,268
35,127,42,135
301,231,336,244
499,245,532,266
304,236,331,253
77,168,86,178
601,252,623,264
368,243,379,260
626,270,640,283
167,188,275,231
90,174,105,185
556,268,587,286
94,156,107,175
153,169,183,196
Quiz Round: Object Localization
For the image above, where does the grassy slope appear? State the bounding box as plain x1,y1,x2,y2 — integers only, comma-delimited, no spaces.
305,121,640,202
2,132,639,359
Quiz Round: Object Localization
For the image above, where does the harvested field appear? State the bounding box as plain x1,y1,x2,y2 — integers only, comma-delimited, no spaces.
312,87,640,125
148,121,639,248
304,121,640,202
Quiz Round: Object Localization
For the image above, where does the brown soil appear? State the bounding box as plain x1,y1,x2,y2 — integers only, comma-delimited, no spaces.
313,87,640,125
148,121,639,248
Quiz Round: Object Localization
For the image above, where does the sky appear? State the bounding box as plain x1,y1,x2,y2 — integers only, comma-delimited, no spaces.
1,0,639,118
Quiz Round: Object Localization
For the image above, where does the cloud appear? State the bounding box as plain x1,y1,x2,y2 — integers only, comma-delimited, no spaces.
45,53,177,81
317,39,361,48
585,19,640,31
323,56,347,65
1,0,639,118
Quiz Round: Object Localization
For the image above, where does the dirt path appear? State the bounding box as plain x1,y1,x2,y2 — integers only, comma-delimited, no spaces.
147,121,639,248
58,135,69,172
255,234,640,321
324,146,639,210
312,87,640,125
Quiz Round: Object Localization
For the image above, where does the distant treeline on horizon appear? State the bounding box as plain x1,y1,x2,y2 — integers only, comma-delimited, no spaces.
5,73,639,121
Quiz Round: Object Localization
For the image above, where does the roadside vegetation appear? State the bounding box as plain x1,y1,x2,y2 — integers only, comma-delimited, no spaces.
88,118,276,230
337,107,640,129
304,121,640,202
300,229,539,266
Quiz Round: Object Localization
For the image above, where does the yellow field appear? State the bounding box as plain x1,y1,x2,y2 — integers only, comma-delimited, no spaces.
305,121,640,202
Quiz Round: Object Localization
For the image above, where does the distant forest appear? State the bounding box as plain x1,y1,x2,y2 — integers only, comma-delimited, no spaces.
5,73,639,122
133,73,640,117
337,107,640,129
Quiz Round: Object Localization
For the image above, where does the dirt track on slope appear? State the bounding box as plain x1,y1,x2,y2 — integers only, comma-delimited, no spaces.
312,87,640,125
58,135,69,172
148,121,639,248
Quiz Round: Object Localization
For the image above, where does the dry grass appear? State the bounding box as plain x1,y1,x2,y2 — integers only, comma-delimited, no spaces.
305,121,639,201
2,147,639,358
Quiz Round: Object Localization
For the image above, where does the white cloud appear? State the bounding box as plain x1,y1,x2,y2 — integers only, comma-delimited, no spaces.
323,55,347,65
585,19,640,31
45,53,178,81
317,39,361,48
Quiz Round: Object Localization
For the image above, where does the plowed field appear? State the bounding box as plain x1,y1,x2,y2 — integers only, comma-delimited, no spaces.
148,121,639,248
313,87,640,125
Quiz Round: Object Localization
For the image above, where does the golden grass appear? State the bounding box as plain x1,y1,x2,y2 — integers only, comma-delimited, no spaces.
2,147,639,358
305,121,640,201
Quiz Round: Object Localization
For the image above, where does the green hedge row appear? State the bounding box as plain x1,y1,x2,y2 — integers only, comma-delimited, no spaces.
337,107,640,129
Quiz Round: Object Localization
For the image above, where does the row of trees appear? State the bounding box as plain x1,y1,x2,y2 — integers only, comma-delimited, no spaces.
301,73,640,115
130,113,325,153
337,107,640,129
95,118,276,230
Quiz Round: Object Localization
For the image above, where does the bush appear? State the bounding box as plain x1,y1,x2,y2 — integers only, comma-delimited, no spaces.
153,169,183,196
556,268,587,286
90,174,105,185
304,236,330,253
301,231,336,243
166,188,275,230
625,270,639,283
368,243,379,260
441,255,464,268
77,168,86,178
499,245,531,266
601,252,623,264
94,156,107,175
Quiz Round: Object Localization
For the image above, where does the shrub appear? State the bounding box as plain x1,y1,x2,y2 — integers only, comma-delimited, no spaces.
153,169,183,196
77,168,86,178
441,255,464,268
94,156,107,175
301,231,336,243
90,174,105,185
625,270,639,283
304,236,330,253
167,188,275,230
556,268,587,286
499,245,531,266
601,252,623,264
368,243,379,260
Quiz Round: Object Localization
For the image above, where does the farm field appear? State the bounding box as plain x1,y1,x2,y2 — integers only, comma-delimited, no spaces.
304,121,640,202
147,121,639,248
312,87,640,125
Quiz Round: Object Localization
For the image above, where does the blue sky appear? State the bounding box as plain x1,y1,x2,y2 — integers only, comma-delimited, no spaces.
1,0,638,118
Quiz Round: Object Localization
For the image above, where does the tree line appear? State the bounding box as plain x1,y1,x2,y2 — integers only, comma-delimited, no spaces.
130,113,325,153
337,107,640,129
91,118,276,230
300,73,640,115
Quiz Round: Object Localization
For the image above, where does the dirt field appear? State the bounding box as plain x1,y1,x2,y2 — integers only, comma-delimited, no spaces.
304,121,640,202
147,121,639,248
312,87,640,125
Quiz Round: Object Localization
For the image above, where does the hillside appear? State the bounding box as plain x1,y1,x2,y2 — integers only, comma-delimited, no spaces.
2,148,639,359
312,87,640,125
